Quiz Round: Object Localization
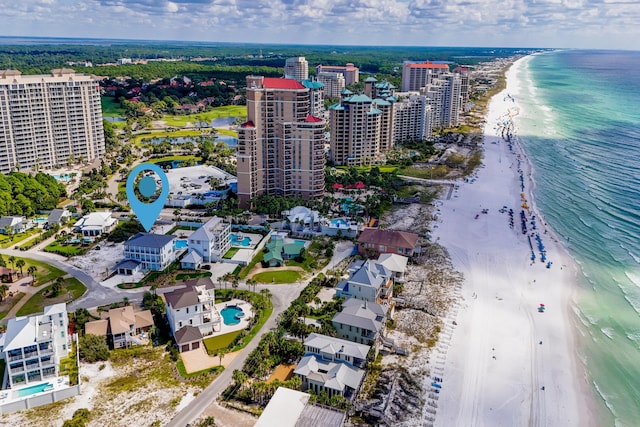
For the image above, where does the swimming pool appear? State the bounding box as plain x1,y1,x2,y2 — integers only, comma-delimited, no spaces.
294,240,307,246
220,306,244,326
14,382,53,398
175,239,188,249
230,234,251,246
34,217,47,223
52,174,72,181
330,219,349,228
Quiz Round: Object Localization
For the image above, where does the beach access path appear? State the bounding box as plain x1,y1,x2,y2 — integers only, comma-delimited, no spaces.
431,58,593,427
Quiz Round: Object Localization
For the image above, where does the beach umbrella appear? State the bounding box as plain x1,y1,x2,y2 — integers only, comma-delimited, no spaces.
540,304,545,307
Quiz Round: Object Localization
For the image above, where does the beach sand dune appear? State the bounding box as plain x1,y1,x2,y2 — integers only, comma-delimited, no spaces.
431,58,594,427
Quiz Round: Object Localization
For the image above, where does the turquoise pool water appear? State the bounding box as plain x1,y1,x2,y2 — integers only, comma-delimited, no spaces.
34,217,47,223
230,234,251,246
221,306,244,326
330,219,349,228
15,382,52,398
175,239,188,249
294,240,307,246
52,174,72,181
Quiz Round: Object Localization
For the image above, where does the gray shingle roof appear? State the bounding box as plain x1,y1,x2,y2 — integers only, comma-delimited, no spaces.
125,232,175,248
174,325,202,344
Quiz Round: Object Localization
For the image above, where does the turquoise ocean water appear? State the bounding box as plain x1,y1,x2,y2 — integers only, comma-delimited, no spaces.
512,50,640,426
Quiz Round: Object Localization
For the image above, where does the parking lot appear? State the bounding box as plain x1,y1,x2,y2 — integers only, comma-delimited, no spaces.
165,165,235,197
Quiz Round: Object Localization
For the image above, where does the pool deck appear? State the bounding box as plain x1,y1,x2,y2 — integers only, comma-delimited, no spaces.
0,375,71,404
214,298,254,335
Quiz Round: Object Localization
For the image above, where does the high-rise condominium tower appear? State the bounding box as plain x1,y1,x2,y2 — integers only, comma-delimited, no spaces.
0,68,105,174
284,57,309,81
236,76,325,208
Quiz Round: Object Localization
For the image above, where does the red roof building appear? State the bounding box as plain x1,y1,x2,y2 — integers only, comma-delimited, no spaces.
262,77,305,90
357,228,420,258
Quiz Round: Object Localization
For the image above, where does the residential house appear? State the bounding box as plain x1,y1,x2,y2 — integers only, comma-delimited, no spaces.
73,211,117,238
357,228,420,258
164,277,220,352
0,216,33,235
283,206,320,232
46,209,72,227
84,306,153,349
335,260,394,309
332,298,386,347
256,387,346,427
263,240,305,267
294,333,370,400
121,233,177,272
0,303,69,389
376,253,409,283
188,216,231,262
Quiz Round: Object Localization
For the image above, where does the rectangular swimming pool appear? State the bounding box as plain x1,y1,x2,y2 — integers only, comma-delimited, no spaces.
14,382,53,398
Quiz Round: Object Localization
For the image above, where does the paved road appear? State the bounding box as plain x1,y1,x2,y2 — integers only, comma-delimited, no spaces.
169,241,355,426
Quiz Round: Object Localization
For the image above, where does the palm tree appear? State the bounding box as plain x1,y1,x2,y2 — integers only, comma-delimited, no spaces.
15,259,25,277
218,349,228,366
260,288,272,300
27,265,37,285
51,277,64,297
8,256,15,270
0,284,9,303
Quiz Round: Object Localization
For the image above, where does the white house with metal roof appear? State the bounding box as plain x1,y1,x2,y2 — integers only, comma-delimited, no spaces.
294,333,370,400
187,216,231,262
73,211,117,237
376,253,408,283
335,259,394,308
0,216,34,235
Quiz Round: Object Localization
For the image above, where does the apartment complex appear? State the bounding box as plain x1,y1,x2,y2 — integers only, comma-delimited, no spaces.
329,93,394,166
316,63,359,85
317,72,346,98
1,303,70,389
401,61,450,92
393,93,432,142
236,76,325,208
284,57,309,81
301,79,325,117
0,69,105,174
421,73,462,128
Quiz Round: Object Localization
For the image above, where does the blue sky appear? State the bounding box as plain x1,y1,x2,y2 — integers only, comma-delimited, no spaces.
2,0,639,49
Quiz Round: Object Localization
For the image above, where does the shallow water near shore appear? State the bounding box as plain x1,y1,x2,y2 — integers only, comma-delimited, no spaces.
512,50,640,426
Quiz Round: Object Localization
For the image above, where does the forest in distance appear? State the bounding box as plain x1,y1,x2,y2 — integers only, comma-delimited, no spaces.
0,37,541,76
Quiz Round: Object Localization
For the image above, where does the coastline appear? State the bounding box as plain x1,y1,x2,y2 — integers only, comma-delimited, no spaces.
431,56,595,426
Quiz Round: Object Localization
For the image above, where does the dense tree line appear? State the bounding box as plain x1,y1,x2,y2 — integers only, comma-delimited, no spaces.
0,172,66,217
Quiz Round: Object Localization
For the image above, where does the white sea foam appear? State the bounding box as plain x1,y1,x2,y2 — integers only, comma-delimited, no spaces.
600,327,615,340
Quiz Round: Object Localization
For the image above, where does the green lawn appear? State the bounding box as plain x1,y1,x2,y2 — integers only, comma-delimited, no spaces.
222,247,240,259
43,241,85,257
0,292,25,320
149,155,201,164
238,251,264,279
101,97,125,117
16,277,87,316
132,129,207,145
4,257,66,285
175,272,213,280
203,331,242,355
252,270,301,284
400,164,451,180
161,105,246,127
0,229,40,249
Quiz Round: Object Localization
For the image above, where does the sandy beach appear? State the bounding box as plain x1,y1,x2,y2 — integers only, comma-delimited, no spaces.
431,57,594,427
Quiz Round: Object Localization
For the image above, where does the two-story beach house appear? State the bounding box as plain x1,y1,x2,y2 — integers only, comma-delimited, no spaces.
164,278,221,352
332,298,386,347
185,216,231,264
335,259,394,309
84,306,154,349
294,333,370,400
0,216,34,235
121,232,177,272
0,303,70,389
357,228,420,258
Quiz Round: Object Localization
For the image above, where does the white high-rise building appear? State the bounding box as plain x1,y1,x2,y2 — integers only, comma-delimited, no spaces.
317,72,346,98
393,93,432,143
284,57,309,81
0,68,105,174
422,73,462,129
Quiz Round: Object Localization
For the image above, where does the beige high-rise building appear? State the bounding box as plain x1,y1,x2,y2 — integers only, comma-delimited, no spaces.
284,57,309,81
401,61,450,92
393,93,432,143
421,73,462,128
329,93,394,166
317,72,346,98
316,63,359,85
0,68,105,174
237,76,325,209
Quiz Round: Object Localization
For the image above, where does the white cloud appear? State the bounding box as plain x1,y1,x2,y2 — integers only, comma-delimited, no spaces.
0,0,638,49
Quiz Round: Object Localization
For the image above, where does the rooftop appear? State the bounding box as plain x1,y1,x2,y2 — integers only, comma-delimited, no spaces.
125,232,175,248
262,77,305,90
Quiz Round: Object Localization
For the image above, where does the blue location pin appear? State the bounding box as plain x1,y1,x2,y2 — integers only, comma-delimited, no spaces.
126,163,170,232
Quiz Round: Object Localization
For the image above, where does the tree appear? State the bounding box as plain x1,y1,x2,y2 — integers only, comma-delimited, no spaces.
79,334,110,363
27,265,37,282
8,256,15,269
218,349,228,366
0,284,9,303
51,277,64,297
15,259,25,277
74,308,92,333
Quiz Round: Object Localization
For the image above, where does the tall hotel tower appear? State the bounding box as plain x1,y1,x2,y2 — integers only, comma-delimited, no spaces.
284,57,309,81
236,76,325,209
0,68,105,174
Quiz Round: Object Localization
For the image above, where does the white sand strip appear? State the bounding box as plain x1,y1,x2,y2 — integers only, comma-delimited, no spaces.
431,57,596,427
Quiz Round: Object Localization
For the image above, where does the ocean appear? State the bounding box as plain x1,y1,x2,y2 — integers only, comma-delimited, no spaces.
512,50,640,426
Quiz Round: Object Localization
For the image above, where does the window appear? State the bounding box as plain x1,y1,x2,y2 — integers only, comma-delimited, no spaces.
179,321,182,327
61,331,65,338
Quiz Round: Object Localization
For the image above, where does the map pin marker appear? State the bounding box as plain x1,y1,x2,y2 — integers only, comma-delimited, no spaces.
126,163,170,232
